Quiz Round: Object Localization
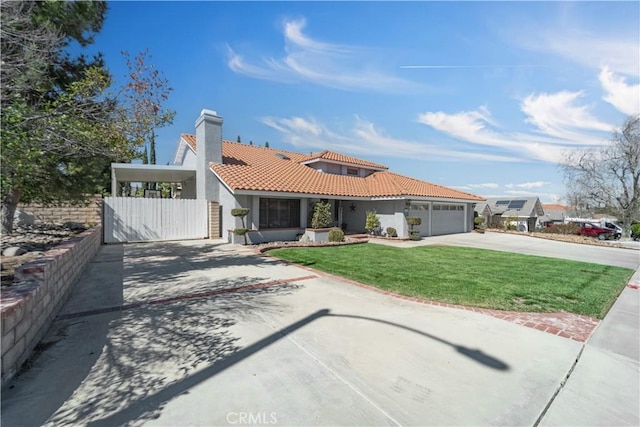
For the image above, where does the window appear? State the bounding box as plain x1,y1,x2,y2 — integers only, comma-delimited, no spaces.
434,204,464,211
410,204,429,210
346,168,358,176
259,199,301,229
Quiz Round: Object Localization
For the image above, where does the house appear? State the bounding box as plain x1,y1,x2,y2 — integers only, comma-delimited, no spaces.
473,202,492,227
539,204,568,227
113,109,485,244
476,197,544,232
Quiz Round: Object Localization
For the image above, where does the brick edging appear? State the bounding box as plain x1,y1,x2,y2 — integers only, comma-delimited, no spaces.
1,226,102,387
254,238,368,255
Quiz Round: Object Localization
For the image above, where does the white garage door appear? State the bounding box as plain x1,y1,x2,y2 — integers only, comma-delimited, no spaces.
432,204,465,236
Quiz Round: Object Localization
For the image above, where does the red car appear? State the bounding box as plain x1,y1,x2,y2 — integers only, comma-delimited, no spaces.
578,222,619,240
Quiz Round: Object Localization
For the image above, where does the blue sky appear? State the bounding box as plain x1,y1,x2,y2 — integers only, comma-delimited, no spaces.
93,1,639,203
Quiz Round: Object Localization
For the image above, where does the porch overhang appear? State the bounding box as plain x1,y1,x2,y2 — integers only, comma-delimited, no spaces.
110,163,197,196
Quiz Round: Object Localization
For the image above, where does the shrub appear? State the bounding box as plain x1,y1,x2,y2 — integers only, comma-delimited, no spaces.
311,201,333,229
328,228,345,242
231,208,250,217
386,227,397,238
365,210,381,234
473,217,485,229
406,216,421,240
539,223,580,235
231,208,250,244
406,217,422,227
504,216,518,231
631,223,640,240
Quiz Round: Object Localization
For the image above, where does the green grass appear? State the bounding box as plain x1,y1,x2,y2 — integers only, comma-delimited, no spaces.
270,244,633,318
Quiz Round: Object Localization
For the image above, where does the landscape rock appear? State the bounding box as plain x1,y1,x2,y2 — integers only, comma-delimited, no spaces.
3,247,27,257
63,221,86,231
13,209,35,227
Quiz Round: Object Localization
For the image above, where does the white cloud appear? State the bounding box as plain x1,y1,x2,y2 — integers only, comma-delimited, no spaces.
521,91,612,139
418,107,578,163
506,181,550,189
599,66,640,116
261,115,519,163
518,28,639,77
417,74,618,164
468,183,500,189
548,36,639,77
227,18,418,92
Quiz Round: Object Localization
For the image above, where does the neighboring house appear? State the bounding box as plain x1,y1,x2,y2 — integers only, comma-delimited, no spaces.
473,202,492,226
476,197,544,232
112,109,484,244
539,204,568,227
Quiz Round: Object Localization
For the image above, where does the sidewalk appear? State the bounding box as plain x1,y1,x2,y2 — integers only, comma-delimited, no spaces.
540,266,640,426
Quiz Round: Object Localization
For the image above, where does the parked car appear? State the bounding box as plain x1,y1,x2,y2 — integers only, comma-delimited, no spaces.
603,222,623,236
578,222,620,240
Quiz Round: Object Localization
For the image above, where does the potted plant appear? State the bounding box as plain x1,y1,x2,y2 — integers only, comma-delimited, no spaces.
306,201,333,242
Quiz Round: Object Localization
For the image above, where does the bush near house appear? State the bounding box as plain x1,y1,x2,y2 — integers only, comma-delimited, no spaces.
311,202,333,229
406,217,421,240
231,208,250,244
386,227,397,238
365,210,381,235
328,228,345,242
473,217,485,229
504,215,518,231
631,223,640,241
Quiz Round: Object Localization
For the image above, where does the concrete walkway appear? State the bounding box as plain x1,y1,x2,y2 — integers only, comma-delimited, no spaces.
540,267,640,426
1,235,638,426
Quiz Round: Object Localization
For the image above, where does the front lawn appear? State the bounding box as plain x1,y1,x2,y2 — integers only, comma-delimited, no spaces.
269,244,633,318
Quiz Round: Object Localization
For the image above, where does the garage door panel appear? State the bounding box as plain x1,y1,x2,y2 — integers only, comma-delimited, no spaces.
432,208,465,236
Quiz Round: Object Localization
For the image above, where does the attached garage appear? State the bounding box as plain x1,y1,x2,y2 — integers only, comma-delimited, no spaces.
431,204,466,236
408,203,467,237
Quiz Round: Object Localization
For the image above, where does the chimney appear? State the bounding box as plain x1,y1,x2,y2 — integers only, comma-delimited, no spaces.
195,109,223,201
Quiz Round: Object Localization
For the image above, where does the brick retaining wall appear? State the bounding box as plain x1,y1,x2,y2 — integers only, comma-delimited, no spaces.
0,227,102,386
17,195,103,225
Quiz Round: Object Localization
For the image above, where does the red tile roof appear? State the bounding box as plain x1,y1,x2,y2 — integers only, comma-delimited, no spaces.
195,139,484,201
181,133,196,152
180,134,482,200
542,204,567,211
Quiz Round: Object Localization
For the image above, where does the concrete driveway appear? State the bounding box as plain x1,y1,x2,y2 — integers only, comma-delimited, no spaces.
1,235,637,426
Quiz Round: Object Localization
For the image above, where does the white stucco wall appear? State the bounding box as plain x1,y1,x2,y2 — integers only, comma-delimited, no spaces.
182,150,197,168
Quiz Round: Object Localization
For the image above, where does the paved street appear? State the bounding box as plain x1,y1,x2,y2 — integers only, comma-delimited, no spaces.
1,234,638,426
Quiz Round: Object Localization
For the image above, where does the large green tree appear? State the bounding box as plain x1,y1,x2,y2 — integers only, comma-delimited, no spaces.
563,115,640,234
0,1,141,234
